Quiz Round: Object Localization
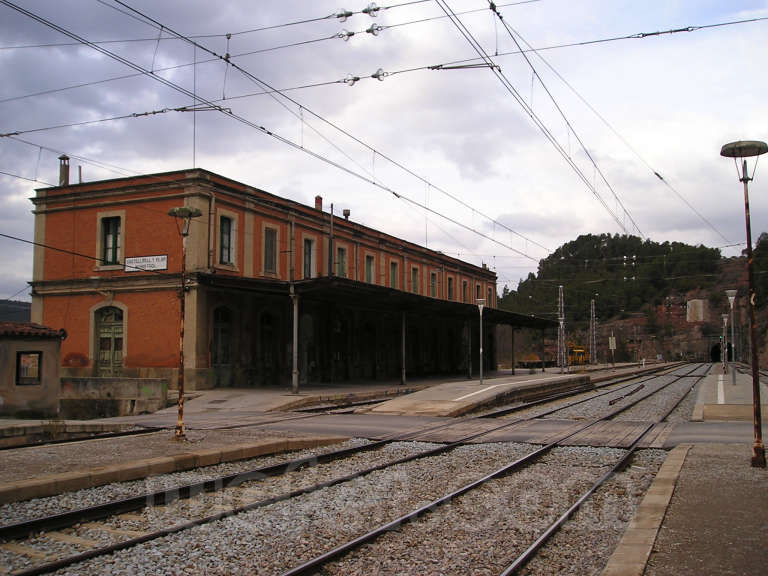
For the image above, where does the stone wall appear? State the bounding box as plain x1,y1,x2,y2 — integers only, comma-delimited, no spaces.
59,377,167,419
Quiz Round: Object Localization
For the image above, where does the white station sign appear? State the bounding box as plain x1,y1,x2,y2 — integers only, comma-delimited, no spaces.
125,255,168,272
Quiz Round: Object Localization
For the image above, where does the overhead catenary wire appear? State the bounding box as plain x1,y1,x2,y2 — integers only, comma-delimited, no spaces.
0,168,55,186
0,232,174,275
487,0,643,238
4,3,755,257
1,0,540,263
101,0,549,258
433,0,628,235
3,12,762,106
1,0,538,50
493,14,731,245
0,105,222,138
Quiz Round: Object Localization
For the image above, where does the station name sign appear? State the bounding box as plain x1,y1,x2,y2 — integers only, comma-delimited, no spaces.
125,255,168,272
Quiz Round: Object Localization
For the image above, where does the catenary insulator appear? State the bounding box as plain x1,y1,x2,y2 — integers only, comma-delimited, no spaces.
344,74,359,86
338,29,355,41
372,68,387,81
363,2,379,16
336,9,353,21
366,23,383,35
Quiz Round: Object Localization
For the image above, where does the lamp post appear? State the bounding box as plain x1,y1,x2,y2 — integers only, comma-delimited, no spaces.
721,313,728,374
726,289,737,383
720,139,767,468
168,206,202,440
476,298,485,386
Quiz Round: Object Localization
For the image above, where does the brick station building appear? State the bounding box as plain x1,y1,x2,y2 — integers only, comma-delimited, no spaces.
30,158,554,391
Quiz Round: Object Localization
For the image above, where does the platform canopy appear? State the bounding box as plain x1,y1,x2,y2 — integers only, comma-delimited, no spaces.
195,273,556,330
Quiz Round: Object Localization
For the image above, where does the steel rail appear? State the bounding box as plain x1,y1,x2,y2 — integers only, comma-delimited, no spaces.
498,371,707,574
0,365,674,542
0,368,639,544
482,363,686,419
2,365,699,576
0,427,161,452
277,364,704,576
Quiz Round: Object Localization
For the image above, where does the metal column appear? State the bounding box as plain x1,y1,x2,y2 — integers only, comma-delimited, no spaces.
400,311,406,386
291,287,299,394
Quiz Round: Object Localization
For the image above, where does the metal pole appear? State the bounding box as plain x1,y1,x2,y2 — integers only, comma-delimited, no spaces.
328,203,334,276
731,301,737,385
722,314,728,374
175,233,186,439
479,306,484,386
291,287,299,394
467,320,472,379
741,159,765,467
401,311,406,386
168,206,201,440
731,303,736,363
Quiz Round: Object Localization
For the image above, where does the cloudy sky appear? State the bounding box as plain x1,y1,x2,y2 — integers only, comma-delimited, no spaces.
1,0,767,301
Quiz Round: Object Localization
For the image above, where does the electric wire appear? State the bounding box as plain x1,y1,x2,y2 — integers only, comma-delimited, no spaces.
1,0,540,262
0,106,215,138
104,0,546,259
1,285,30,301
433,0,628,235
3,12,762,106
494,13,730,245
0,232,174,275
4,3,755,255
488,1,643,238
0,169,55,186
1,0,430,49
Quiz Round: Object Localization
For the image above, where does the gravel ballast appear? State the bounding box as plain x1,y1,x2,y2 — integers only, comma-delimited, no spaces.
7,443,535,575
321,446,645,576
0,438,372,527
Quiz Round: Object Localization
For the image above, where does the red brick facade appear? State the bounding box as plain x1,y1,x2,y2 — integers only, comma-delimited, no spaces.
31,168,501,389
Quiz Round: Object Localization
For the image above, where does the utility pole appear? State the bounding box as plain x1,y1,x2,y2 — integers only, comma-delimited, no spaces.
589,299,596,365
168,206,202,440
557,285,567,373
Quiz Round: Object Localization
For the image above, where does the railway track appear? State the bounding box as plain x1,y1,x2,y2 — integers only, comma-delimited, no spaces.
0,364,704,575
277,363,707,575
0,428,160,452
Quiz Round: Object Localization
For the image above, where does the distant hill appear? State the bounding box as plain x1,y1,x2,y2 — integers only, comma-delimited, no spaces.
499,233,721,324
0,300,31,322
499,232,768,364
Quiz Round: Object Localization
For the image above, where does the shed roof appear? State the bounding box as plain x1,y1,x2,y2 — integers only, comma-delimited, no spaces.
195,273,556,330
0,322,65,339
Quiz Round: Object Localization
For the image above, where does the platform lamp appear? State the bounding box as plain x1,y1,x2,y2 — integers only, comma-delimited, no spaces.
725,289,737,383
720,139,767,467
721,313,728,375
476,298,485,386
168,206,202,440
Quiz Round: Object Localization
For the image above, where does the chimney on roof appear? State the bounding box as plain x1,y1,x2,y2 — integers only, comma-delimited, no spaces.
58,155,70,186
343,209,350,220
315,195,323,211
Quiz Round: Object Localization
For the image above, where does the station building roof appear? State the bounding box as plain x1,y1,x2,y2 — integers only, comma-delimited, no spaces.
195,273,556,330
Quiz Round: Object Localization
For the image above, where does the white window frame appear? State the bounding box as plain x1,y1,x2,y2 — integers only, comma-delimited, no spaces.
411,266,419,294
302,235,317,279
364,253,376,284
217,209,239,269
263,224,279,275
95,209,125,271
389,260,398,289
336,244,348,278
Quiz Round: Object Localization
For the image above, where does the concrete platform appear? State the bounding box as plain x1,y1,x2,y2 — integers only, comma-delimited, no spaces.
691,365,768,421
365,363,665,417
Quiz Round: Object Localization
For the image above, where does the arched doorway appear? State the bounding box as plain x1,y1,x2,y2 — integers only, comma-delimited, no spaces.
212,307,232,386
96,306,123,376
